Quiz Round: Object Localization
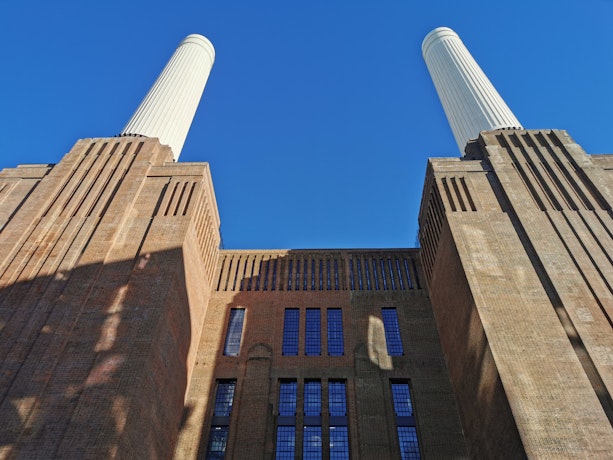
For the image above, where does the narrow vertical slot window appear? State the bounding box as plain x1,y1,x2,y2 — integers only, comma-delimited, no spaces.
276,380,297,459
395,259,404,290
364,258,371,290
372,258,379,290
311,259,316,291
239,259,248,291
271,259,278,291
319,259,323,291
411,258,421,289
223,308,245,356
296,260,301,291
388,259,396,290
216,258,225,291
206,380,236,459
255,260,263,291
263,259,270,291
329,380,349,459
334,259,339,290
403,259,413,289
282,309,299,356
232,258,240,291
380,259,388,290
356,259,363,290
349,259,355,290
304,380,322,460
288,260,293,291
305,308,321,356
327,309,344,356
247,259,255,291
391,382,420,460
382,308,404,356
326,259,331,290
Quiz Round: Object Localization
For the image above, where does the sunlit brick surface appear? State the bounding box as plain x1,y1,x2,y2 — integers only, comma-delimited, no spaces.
419,129,613,458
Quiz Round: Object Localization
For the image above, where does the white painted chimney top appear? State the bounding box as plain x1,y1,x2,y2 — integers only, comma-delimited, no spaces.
422,27,522,154
121,34,215,161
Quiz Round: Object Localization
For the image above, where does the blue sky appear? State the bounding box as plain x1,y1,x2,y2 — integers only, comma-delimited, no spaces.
1,1,611,249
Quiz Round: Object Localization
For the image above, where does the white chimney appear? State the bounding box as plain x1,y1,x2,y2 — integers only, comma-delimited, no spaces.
422,27,522,154
121,34,215,161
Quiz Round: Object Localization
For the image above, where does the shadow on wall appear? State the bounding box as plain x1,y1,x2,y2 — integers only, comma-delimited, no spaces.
0,247,194,459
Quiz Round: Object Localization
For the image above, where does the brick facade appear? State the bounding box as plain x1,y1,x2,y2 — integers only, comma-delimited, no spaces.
419,129,613,458
0,138,220,458
1,129,612,459
174,249,467,459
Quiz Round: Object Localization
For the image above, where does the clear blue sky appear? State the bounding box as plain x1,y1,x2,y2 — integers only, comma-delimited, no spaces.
1,1,611,249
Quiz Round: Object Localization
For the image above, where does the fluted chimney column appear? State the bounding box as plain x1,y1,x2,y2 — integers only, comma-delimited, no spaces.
121,34,215,161
422,27,521,154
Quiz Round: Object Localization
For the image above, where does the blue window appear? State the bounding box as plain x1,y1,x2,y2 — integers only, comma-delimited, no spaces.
391,382,414,416
282,309,299,356
223,309,245,356
329,426,349,460
214,380,236,416
304,380,321,416
327,308,344,356
382,308,404,356
303,426,322,459
328,381,347,416
329,380,349,458
206,426,229,459
276,380,297,459
275,426,295,459
306,308,321,356
392,382,420,459
279,380,297,416
206,381,236,459
397,426,420,460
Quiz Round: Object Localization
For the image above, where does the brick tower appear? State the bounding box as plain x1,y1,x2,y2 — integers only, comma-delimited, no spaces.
0,36,220,458
420,27,613,458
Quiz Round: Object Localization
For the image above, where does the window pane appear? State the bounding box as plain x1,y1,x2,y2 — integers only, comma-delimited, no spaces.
328,381,347,416
397,426,420,460
391,383,414,416
303,426,322,460
206,425,229,459
382,308,404,356
214,381,236,416
223,309,245,356
304,380,321,416
329,426,349,460
275,426,295,459
282,309,299,356
305,308,321,356
327,308,344,356
279,381,297,416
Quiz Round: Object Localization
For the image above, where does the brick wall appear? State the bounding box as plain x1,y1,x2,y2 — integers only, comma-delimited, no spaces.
174,249,467,459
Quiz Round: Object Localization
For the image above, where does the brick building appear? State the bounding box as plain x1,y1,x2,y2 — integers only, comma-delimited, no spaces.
1,29,613,459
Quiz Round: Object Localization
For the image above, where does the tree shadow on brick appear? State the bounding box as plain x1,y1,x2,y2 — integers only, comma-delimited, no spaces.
0,247,195,459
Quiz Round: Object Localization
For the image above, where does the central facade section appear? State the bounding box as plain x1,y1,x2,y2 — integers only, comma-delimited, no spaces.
174,249,467,458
